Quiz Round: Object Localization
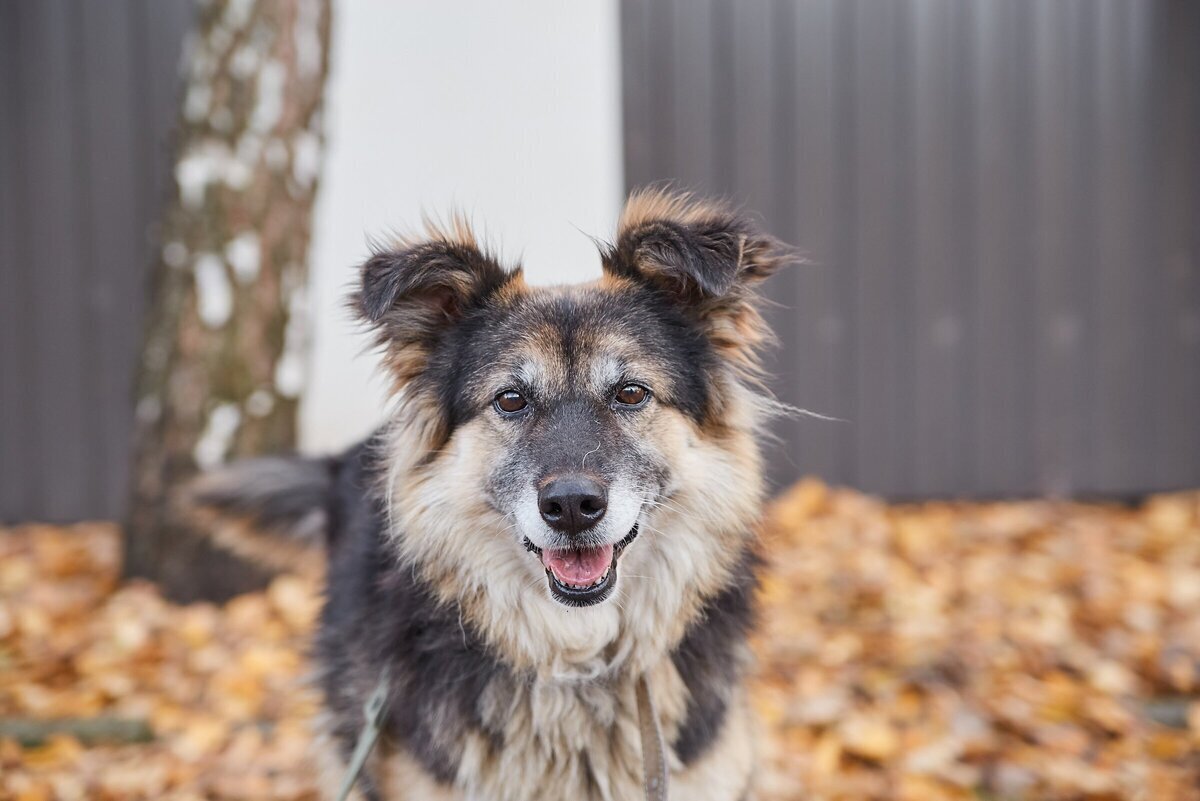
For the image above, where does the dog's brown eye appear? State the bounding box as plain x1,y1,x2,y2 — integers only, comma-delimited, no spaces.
494,390,528,415
614,384,649,407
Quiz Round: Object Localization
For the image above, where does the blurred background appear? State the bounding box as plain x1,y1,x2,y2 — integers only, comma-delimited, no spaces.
2,1,1200,800
1,0,1198,525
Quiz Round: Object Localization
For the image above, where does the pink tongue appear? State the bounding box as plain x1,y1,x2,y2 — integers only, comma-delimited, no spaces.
541,543,614,585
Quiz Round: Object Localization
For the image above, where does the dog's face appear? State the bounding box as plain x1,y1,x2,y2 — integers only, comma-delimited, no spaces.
425,282,716,607
356,190,786,611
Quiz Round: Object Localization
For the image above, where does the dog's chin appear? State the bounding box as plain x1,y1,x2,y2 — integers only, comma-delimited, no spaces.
522,524,641,608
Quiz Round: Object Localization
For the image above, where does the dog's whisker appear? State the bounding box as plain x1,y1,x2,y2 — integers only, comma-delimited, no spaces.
635,494,692,518
642,498,691,517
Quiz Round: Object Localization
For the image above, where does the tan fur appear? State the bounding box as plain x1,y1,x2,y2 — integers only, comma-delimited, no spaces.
350,296,767,799
391,210,481,252
617,187,734,232
318,190,785,800
611,188,791,398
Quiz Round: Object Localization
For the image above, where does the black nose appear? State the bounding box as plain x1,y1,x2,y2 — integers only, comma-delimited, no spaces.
538,475,607,535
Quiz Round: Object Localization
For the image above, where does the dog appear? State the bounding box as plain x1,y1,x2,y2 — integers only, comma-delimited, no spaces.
188,188,791,800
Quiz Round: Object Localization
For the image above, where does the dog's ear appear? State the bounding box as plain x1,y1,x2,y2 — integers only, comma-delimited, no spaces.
602,188,793,375
353,217,516,386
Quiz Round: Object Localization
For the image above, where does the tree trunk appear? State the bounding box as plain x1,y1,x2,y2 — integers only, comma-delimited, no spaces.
124,0,332,601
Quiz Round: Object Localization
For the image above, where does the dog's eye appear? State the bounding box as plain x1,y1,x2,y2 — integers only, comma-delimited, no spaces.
614,384,650,407
493,390,528,415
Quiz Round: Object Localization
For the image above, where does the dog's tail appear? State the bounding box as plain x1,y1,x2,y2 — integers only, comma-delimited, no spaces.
178,455,338,574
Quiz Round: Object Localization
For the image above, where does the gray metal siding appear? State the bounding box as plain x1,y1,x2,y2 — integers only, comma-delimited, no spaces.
0,0,192,522
621,0,1200,498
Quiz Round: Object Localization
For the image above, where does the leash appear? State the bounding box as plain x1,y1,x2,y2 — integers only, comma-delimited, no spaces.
335,666,392,801
337,668,669,801
636,674,670,801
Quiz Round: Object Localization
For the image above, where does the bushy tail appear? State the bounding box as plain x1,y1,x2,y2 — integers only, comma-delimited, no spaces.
178,455,338,574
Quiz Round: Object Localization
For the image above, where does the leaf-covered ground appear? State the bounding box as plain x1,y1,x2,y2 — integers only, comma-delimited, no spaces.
755,482,1200,800
2,483,1199,800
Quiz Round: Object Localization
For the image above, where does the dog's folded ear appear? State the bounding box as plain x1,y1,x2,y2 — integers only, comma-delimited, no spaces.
353,217,517,385
602,188,794,374
602,188,788,297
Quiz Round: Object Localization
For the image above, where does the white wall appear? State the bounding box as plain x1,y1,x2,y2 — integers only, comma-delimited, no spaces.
301,0,624,452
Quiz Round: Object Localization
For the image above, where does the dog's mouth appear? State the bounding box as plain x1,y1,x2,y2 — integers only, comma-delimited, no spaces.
523,524,640,607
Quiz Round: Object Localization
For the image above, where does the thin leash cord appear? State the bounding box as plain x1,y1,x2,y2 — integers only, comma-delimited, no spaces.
338,668,668,801
637,674,670,801
335,668,391,801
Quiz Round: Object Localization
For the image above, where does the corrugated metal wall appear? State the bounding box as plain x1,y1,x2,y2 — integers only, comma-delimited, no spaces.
0,0,193,522
622,0,1200,498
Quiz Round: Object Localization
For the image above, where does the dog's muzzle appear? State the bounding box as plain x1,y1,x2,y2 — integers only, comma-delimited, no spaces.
523,524,640,606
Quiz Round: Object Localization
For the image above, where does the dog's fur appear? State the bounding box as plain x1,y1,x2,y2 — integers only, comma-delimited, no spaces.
188,189,790,801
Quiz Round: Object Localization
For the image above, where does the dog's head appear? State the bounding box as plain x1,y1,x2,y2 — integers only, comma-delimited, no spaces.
356,190,788,612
